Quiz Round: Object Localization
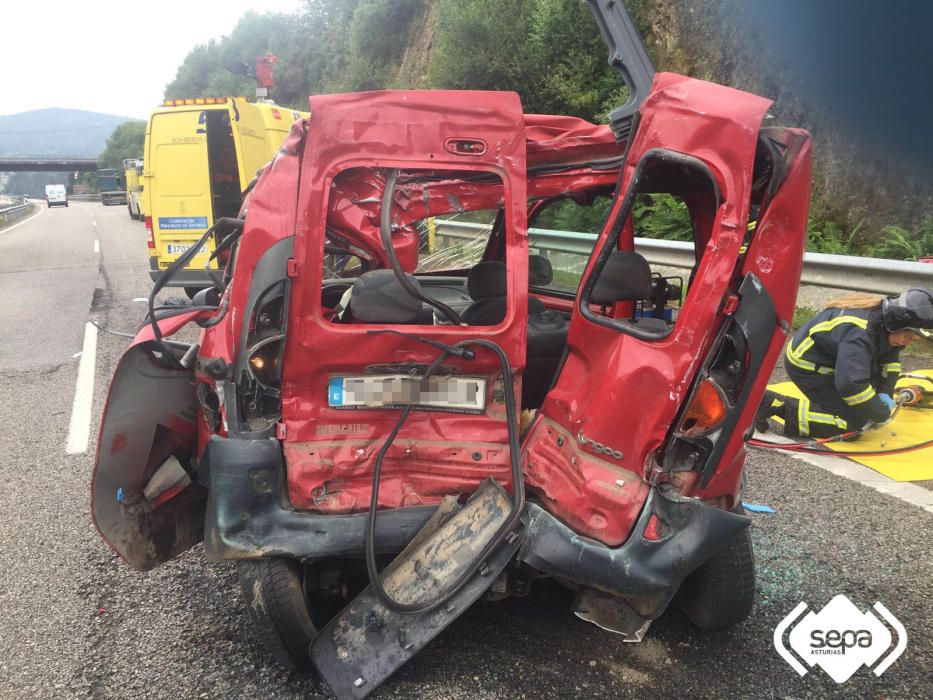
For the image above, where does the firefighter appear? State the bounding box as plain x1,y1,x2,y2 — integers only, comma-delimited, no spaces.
756,288,933,438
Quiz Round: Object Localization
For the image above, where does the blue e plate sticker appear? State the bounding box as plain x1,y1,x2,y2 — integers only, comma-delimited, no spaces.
328,377,345,406
158,216,208,230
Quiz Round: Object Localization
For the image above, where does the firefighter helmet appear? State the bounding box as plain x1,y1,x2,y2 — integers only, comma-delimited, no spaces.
881,287,933,334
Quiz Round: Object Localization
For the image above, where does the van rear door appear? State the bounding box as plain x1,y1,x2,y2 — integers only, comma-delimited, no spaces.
147,109,216,278
228,100,271,192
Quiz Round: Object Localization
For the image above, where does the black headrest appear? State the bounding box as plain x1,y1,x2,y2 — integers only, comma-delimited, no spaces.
467,261,507,300
590,251,652,304
529,255,554,287
349,270,422,323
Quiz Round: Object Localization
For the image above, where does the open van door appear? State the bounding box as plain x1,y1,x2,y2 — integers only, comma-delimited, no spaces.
521,1,810,548
91,313,210,571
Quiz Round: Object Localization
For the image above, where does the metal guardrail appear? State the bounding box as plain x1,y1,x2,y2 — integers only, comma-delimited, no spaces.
434,220,933,295
0,199,35,227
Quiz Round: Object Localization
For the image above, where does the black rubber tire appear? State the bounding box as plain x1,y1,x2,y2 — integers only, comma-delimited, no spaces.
237,558,319,672
184,286,209,300
675,508,755,629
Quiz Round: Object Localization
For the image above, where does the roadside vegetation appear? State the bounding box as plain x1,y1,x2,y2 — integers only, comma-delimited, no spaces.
152,0,931,261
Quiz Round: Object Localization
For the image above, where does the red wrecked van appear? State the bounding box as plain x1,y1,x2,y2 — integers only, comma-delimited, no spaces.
91,2,811,696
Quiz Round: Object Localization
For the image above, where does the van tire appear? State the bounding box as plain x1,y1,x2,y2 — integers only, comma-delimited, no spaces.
237,558,318,672
675,508,755,629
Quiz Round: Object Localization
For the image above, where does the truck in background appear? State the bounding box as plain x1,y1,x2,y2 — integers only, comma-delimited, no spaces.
97,169,127,206
124,158,145,220
142,96,307,293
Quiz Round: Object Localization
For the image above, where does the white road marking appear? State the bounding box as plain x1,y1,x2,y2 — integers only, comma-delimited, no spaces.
65,322,98,455
753,432,933,514
133,297,148,303
94,239,99,253
0,203,45,237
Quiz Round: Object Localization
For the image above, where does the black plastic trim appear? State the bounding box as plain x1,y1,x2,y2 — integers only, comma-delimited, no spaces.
697,273,776,487
202,436,435,562
584,0,656,140
517,487,750,617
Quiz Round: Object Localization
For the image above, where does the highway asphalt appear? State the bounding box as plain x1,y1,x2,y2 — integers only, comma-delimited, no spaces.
0,202,929,698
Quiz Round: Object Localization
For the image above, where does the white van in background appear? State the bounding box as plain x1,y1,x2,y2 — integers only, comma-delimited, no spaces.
45,184,68,208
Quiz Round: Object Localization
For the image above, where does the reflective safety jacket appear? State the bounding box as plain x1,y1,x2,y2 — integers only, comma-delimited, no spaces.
785,307,900,424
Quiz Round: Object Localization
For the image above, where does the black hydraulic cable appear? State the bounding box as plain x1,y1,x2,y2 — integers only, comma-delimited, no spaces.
363,337,524,616
89,319,135,338
147,218,240,365
380,168,465,326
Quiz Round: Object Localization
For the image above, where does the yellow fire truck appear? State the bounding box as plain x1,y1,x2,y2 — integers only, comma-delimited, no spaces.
124,158,144,220
142,96,307,292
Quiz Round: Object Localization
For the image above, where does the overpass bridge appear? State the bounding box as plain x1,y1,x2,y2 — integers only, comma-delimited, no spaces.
0,157,99,172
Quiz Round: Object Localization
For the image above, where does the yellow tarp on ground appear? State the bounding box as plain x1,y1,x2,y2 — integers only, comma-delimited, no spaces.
767,370,933,482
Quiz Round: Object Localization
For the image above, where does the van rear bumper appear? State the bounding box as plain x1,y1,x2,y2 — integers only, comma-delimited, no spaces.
203,435,750,619
149,257,213,287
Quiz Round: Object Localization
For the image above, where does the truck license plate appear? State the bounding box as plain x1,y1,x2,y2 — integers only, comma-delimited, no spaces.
167,244,194,255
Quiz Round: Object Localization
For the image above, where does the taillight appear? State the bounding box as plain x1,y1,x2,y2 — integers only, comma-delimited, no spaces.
679,377,727,436
643,514,664,541
660,316,749,475
145,216,155,249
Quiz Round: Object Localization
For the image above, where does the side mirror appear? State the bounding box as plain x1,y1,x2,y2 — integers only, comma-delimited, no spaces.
192,287,221,307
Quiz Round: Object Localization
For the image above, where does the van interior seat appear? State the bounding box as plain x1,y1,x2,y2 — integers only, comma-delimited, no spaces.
462,261,510,326
591,250,669,333
346,269,423,324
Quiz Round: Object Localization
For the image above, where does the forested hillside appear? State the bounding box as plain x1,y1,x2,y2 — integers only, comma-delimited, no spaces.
164,0,933,260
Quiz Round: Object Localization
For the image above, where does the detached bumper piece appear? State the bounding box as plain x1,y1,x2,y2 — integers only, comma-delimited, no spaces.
310,479,523,700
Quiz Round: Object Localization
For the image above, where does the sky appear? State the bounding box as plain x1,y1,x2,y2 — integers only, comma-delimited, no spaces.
0,0,304,120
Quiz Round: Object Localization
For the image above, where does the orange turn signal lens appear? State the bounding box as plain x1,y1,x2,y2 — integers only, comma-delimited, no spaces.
679,377,727,436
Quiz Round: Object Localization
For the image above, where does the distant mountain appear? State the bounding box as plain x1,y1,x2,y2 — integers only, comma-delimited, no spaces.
0,108,143,157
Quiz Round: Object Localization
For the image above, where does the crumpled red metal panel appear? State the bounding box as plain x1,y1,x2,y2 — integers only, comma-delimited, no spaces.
524,73,782,543
283,91,528,513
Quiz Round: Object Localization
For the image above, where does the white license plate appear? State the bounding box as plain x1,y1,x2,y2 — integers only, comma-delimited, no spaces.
328,374,486,412
167,243,194,255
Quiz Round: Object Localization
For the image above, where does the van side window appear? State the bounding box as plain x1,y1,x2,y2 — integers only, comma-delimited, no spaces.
582,149,720,338
322,168,509,327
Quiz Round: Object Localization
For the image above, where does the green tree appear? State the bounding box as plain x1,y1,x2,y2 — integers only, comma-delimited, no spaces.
871,221,933,261
97,122,146,169
165,12,310,108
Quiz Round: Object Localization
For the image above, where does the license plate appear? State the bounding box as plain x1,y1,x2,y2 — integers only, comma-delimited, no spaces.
167,243,195,255
328,374,486,412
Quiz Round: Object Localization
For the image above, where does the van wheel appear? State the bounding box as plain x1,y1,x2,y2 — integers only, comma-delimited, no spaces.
675,508,755,629
238,558,319,672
